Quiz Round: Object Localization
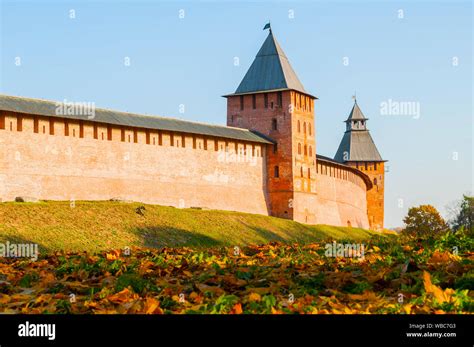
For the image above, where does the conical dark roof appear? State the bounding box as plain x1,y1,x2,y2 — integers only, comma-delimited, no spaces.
229,31,312,97
334,102,384,162
345,101,368,122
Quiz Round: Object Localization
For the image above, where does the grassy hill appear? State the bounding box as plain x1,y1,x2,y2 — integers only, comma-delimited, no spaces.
0,201,380,253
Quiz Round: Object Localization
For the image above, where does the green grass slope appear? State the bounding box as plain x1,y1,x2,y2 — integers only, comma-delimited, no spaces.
0,201,379,253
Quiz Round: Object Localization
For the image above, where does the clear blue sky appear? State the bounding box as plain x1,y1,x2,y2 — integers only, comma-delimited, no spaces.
1,0,472,227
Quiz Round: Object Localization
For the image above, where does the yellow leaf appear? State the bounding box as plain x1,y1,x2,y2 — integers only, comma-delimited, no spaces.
183,270,193,277
171,295,181,302
144,298,162,314
0,294,11,304
428,250,460,265
271,307,282,314
403,304,412,314
248,293,261,302
106,250,120,261
423,271,453,304
348,291,379,301
107,288,136,304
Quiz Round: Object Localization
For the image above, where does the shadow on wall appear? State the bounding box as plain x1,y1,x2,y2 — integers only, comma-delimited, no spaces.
261,155,272,216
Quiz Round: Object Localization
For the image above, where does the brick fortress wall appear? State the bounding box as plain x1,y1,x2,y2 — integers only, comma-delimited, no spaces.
0,110,269,215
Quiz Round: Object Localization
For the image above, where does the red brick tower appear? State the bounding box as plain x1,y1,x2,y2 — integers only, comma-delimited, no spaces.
334,99,386,230
224,27,318,222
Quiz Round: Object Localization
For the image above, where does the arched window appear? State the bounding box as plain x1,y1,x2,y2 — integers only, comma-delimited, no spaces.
307,168,311,178
304,145,307,156
303,122,306,134
272,118,278,131
298,143,301,154
309,146,312,157
300,166,303,177
274,166,279,178
297,120,301,133
309,123,312,136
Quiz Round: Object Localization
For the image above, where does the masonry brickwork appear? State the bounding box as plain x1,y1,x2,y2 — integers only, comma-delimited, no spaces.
0,111,270,215
0,29,385,230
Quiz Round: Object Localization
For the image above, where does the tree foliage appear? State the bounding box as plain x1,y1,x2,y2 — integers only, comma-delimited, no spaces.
449,195,474,233
402,205,449,240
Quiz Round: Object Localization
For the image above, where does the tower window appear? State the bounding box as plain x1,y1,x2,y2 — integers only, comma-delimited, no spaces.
240,95,244,110
17,117,22,131
264,93,268,108
272,118,277,131
271,101,274,109
303,122,306,134
33,117,39,133
277,91,283,107
297,120,301,133
374,163,378,170
308,123,312,136
273,143,277,154
79,122,84,138
365,162,368,170
300,166,303,177
309,146,312,157
308,168,311,178
304,145,307,156
252,94,256,109
274,166,279,178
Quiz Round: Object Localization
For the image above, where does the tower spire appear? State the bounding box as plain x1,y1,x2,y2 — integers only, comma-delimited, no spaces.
226,26,314,97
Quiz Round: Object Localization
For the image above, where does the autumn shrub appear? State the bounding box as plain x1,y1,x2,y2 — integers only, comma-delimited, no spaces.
401,205,449,243
434,226,474,254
